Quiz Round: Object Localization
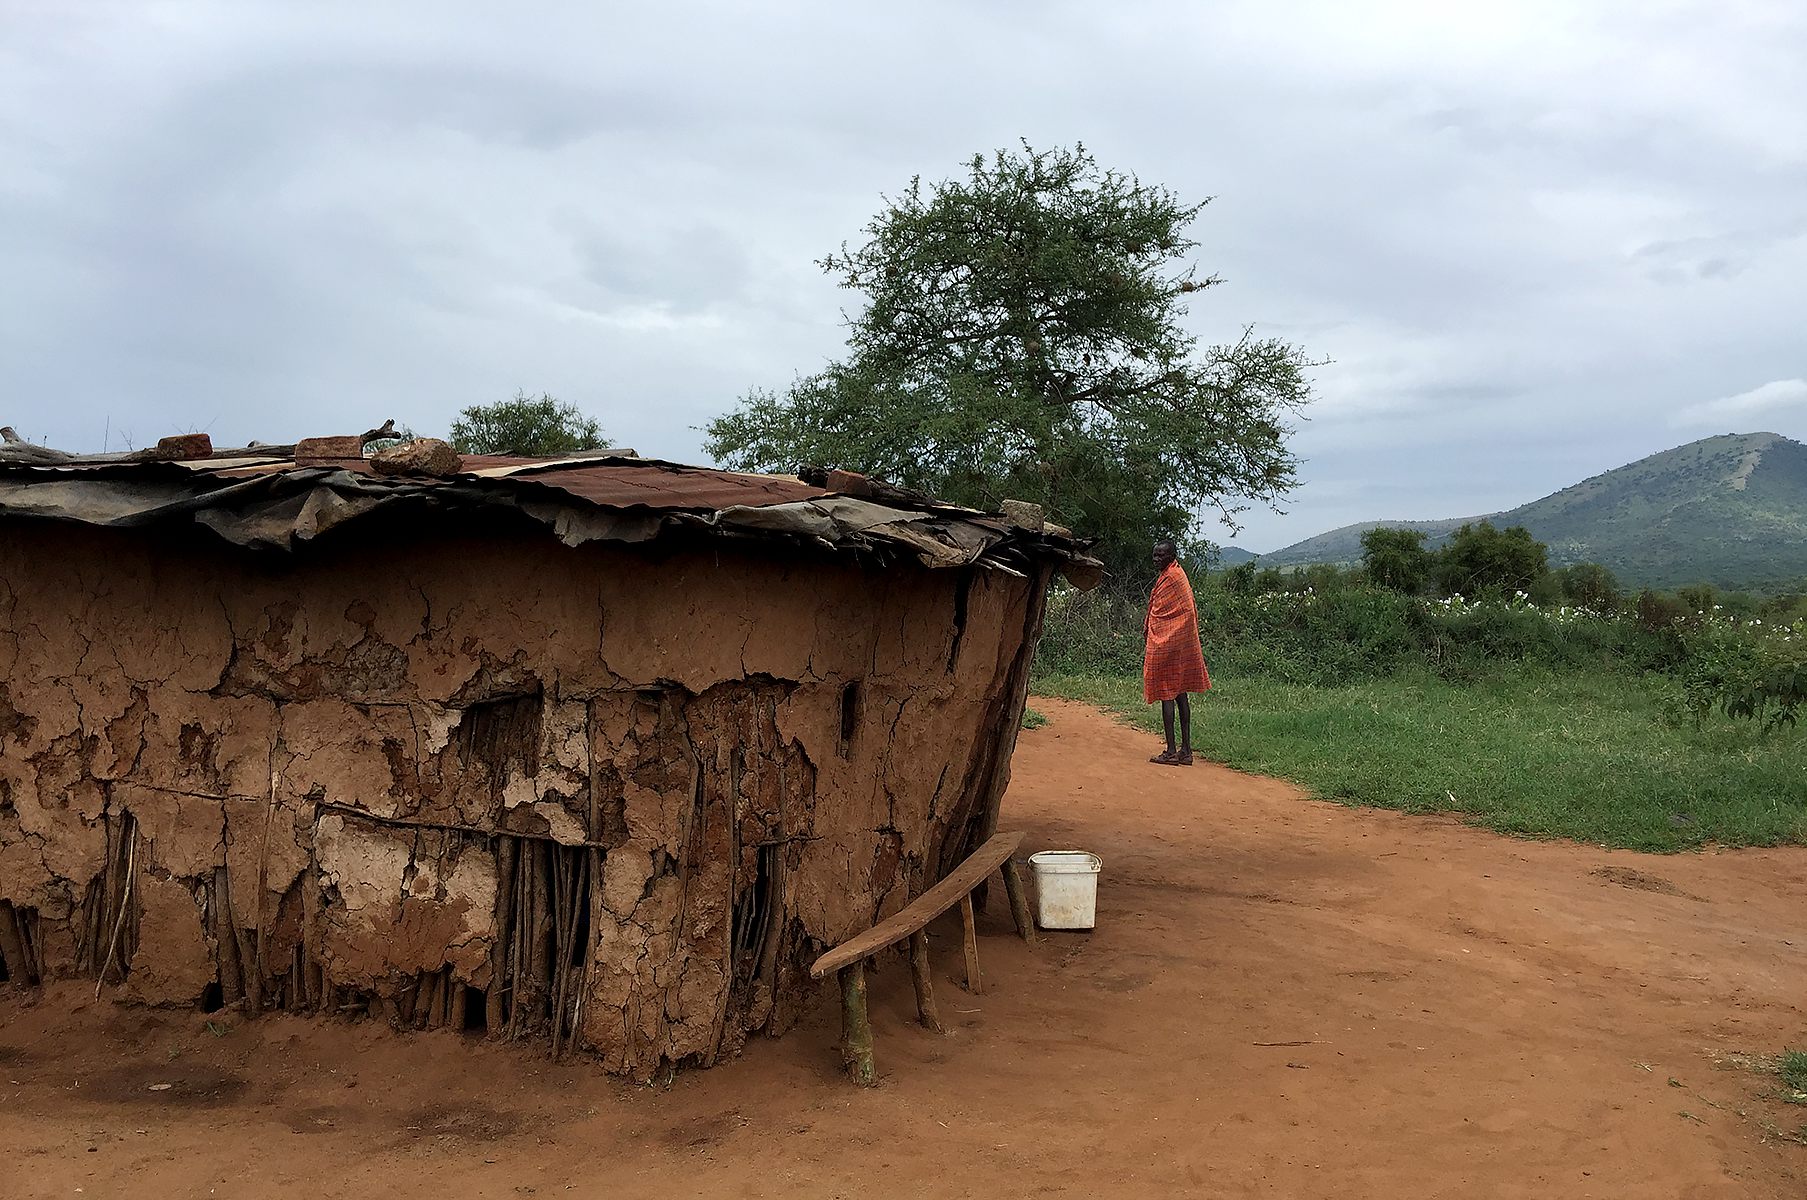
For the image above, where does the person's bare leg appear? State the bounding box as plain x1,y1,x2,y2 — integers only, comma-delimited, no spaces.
1176,694,1193,763
1154,698,1177,761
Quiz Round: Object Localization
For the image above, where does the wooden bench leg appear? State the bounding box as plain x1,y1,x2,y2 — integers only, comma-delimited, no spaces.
959,894,983,994
839,961,876,1086
1001,859,1036,944
908,931,946,1033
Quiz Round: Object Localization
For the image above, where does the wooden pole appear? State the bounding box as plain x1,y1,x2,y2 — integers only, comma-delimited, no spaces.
1000,860,1036,944
548,848,574,1058
523,842,551,1038
0,901,32,987
555,848,589,1058
959,893,983,994
79,831,118,975
838,961,876,1086
22,909,41,983
506,844,529,1039
449,976,468,1032
95,826,137,996
566,847,601,1057
423,970,446,1030
236,922,262,1014
210,867,245,1004
486,835,517,1038
907,931,945,1034
295,944,312,1011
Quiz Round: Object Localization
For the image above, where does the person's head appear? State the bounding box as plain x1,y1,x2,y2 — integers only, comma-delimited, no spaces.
1152,539,1178,570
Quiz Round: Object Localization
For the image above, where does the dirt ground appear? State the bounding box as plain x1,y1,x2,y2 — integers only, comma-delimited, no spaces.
4,698,1803,1199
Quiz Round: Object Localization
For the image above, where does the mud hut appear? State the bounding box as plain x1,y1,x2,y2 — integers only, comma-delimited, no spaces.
0,437,1098,1077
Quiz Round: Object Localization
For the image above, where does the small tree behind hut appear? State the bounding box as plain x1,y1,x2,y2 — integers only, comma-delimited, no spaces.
451,392,606,456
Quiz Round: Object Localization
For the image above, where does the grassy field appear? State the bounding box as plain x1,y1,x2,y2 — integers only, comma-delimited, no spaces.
1034,668,1807,852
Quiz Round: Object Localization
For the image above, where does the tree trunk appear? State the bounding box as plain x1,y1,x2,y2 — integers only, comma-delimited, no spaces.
908,931,945,1034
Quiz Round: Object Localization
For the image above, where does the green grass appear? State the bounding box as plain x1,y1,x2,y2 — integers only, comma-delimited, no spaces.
1035,667,1807,851
1021,705,1049,731
1782,1050,1807,1104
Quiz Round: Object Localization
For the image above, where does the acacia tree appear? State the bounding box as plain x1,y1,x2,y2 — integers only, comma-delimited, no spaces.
450,391,606,455
705,142,1316,576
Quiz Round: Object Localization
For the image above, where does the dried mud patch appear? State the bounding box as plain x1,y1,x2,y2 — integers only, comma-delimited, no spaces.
399,1100,522,1143
1591,865,1698,899
84,1061,249,1107
281,1102,369,1134
659,1108,749,1153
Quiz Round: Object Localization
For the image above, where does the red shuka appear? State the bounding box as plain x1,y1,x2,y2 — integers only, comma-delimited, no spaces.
1142,561,1211,703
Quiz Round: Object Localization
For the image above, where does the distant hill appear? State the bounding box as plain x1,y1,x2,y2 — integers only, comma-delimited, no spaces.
1211,545,1258,566
1255,432,1807,590
1254,516,1482,572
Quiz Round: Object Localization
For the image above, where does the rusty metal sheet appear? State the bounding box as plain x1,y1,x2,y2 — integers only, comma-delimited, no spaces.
206,453,536,479
513,462,828,511
194,456,818,513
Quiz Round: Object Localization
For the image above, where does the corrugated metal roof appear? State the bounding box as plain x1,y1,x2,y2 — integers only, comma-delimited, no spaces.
187,453,827,510
0,446,1102,586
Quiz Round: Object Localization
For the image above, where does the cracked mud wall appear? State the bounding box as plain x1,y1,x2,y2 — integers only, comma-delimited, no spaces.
0,520,1041,1075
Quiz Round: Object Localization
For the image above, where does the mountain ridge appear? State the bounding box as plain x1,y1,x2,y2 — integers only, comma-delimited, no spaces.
1254,432,1807,589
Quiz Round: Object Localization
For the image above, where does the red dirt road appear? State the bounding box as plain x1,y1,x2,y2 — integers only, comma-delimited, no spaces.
4,698,1803,1198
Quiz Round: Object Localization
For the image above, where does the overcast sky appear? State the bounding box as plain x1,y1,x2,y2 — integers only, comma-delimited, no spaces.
4,1,1802,551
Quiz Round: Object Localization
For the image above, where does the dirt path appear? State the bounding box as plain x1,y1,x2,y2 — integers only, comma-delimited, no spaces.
4,698,1803,1198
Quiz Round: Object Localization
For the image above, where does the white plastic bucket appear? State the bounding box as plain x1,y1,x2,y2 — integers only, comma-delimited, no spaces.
1029,850,1102,930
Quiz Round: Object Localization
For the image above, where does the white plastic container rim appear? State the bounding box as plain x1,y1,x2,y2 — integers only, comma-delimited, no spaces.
1028,850,1102,874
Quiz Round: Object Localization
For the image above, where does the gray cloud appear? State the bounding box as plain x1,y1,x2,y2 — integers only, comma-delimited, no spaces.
2,0,1802,550
1673,378,1807,427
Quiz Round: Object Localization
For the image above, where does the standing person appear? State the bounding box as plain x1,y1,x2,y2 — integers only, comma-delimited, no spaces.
1143,539,1211,765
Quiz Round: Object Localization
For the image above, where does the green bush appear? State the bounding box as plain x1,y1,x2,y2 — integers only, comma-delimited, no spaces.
1360,527,1432,592
1678,626,1807,731
1036,586,1148,678
1037,577,1679,688
1555,563,1621,612
1636,588,1691,631
1435,521,1548,596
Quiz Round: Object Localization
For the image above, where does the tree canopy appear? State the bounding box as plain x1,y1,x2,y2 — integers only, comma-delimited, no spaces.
1555,562,1621,611
1360,527,1433,593
705,142,1315,577
1435,522,1549,596
450,392,606,456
